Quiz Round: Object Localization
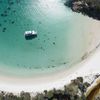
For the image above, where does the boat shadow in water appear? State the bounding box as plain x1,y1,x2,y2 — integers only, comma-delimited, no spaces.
25,35,37,40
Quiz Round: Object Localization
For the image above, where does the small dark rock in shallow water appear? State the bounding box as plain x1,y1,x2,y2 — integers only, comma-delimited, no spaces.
2,27,6,32
13,10,16,13
1,13,4,16
0,0,2,3
1,13,7,17
53,42,55,45
8,1,14,5
4,20,7,23
3,27,6,30
4,14,7,17
11,21,15,24
4,10,7,14
64,0,100,20
7,7,11,10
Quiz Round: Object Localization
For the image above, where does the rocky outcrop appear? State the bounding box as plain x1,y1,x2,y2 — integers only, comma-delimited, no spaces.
64,0,100,20
86,75,100,100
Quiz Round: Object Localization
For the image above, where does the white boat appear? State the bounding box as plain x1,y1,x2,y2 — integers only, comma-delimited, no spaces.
24,30,37,40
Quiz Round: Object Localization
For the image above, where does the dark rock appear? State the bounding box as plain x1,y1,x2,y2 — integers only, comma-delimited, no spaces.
53,42,55,45
7,7,11,10
11,21,15,24
2,27,6,32
64,0,100,20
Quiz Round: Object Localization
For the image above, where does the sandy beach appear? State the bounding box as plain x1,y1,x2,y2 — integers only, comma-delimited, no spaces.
0,16,100,94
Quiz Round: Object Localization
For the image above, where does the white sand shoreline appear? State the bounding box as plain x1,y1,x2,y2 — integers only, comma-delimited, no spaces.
0,17,100,93
0,43,100,94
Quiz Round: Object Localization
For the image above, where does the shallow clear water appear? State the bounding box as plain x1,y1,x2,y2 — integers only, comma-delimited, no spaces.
0,0,89,76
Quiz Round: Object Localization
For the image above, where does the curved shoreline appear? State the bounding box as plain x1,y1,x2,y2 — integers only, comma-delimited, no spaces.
0,16,100,93
0,43,100,93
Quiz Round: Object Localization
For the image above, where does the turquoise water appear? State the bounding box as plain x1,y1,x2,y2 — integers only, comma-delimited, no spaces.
0,0,88,76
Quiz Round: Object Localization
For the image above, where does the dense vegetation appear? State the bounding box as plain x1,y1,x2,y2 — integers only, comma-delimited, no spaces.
64,0,100,20
0,77,90,100
0,74,99,100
